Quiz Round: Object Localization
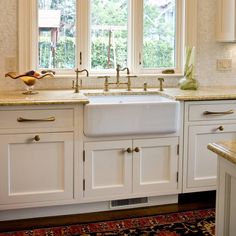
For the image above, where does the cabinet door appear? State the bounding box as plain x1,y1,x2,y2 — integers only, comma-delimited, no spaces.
216,0,236,42
133,137,179,195
84,140,132,200
0,132,73,207
186,124,236,192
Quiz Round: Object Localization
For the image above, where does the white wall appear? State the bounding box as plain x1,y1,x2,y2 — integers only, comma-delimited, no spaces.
196,0,236,87
1,0,236,90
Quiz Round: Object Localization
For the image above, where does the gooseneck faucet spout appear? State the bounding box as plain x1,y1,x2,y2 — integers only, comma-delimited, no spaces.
73,68,89,93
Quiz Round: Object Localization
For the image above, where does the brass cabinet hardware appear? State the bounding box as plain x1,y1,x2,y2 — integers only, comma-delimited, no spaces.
17,117,56,122
34,135,40,141
126,148,132,153
133,147,140,153
218,125,224,131
203,110,234,115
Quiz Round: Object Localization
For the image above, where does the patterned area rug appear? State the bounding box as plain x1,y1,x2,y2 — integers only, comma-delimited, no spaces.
0,208,215,236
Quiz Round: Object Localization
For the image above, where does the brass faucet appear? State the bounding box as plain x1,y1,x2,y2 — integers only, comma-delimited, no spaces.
116,65,136,91
98,65,136,91
116,64,130,87
73,68,89,93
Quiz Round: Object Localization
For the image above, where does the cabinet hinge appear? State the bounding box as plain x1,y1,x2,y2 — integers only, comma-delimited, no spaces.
177,144,179,155
83,150,85,162
83,179,85,191
176,172,179,183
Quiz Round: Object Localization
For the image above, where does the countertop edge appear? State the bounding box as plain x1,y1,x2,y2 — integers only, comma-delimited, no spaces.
208,143,236,165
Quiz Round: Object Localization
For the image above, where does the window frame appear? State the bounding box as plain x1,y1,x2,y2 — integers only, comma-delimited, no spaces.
18,0,192,76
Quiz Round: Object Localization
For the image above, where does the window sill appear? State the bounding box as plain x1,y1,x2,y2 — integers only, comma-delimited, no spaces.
54,73,184,79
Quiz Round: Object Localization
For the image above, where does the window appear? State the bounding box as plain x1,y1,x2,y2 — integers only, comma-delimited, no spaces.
143,0,176,69
19,0,184,75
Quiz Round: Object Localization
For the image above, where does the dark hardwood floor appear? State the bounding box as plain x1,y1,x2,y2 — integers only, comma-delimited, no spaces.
0,191,216,233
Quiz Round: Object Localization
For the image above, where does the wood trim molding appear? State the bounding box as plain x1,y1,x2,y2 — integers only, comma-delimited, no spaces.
185,0,198,47
18,0,37,73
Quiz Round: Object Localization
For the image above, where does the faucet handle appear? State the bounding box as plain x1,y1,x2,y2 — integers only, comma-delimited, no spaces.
126,75,137,92
143,82,147,91
98,76,110,92
158,78,164,91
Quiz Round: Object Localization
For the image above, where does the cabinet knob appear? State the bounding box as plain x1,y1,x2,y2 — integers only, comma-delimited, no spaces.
218,126,224,131
126,148,132,153
133,147,140,152
34,135,40,141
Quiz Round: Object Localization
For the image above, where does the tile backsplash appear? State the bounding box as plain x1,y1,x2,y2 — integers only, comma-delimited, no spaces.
1,0,236,91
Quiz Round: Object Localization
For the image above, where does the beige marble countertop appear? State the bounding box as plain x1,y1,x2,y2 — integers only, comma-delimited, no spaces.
159,87,236,101
0,90,89,106
208,141,236,165
82,87,236,101
1,87,236,106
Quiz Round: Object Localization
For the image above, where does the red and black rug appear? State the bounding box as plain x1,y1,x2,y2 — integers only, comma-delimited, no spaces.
0,208,215,236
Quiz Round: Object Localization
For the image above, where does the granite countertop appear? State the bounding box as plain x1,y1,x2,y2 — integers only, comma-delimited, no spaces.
159,87,236,101
1,87,236,106
208,141,236,165
82,87,236,101
0,90,89,106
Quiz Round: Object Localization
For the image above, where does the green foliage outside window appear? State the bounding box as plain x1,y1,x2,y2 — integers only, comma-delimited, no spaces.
38,0,176,70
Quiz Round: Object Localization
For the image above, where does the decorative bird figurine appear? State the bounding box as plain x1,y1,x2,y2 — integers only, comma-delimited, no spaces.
5,70,55,94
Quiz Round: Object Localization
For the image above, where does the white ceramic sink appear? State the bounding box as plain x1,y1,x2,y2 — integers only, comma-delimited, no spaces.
84,94,180,137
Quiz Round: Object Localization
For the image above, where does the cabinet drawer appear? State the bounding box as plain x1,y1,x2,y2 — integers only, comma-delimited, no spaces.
0,108,74,130
188,103,236,121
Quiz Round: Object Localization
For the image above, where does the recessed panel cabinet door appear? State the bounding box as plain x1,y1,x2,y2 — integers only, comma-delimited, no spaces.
0,132,74,207
84,140,132,200
133,137,179,195
186,124,236,191
216,0,236,42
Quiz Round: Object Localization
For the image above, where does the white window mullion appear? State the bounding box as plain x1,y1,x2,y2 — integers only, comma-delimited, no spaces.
131,0,143,75
175,0,185,73
77,0,89,70
18,0,37,73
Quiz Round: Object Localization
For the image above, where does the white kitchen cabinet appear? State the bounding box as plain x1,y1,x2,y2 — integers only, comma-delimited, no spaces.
132,138,179,195
208,143,236,236
83,140,133,199
0,105,76,210
183,101,236,193
216,0,236,42
186,124,236,191
0,132,74,206
84,137,179,201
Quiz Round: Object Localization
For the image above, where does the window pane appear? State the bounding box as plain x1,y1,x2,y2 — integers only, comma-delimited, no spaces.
38,0,76,69
90,0,128,70
143,0,176,69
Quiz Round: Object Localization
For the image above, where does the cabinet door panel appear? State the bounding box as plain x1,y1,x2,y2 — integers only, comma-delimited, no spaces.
187,124,236,191
84,140,132,200
0,132,73,206
133,137,179,195
216,0,236,41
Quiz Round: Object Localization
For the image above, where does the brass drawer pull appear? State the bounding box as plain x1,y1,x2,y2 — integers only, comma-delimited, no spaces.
203,110,234,115
17,117,56,122
34,135,40,141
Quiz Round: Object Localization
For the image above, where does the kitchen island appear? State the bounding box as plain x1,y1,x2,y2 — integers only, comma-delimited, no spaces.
208,141,236,236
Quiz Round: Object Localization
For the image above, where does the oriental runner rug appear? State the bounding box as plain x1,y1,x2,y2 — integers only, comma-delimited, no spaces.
0,208,215,236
